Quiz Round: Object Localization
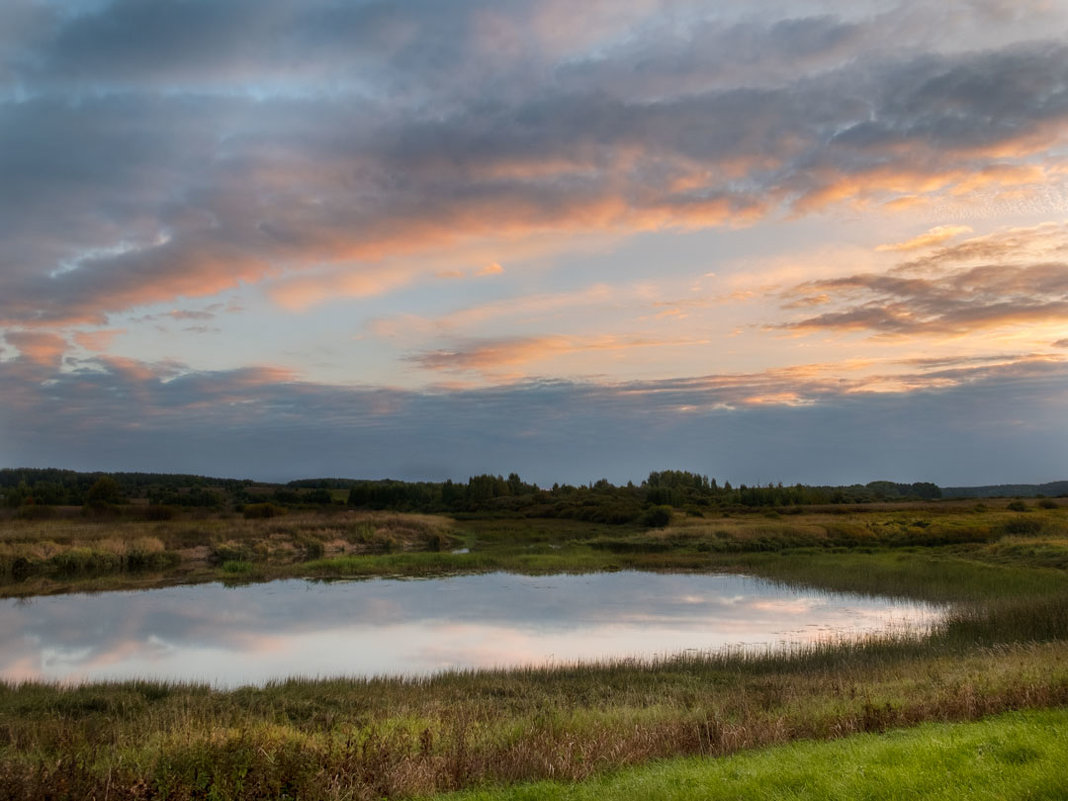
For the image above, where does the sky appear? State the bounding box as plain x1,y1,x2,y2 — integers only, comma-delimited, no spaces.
1,0,1067,487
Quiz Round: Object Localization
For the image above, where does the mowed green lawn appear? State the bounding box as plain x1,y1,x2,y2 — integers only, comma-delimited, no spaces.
431,707,1068,801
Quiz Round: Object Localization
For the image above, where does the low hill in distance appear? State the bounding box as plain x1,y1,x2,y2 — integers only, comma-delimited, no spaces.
941,481,1068,499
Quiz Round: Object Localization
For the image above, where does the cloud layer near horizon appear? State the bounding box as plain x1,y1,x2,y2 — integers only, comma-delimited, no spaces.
2,0,1067,483
2,349,1066,485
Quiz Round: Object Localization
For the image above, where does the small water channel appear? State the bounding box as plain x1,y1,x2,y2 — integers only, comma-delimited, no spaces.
0,572,945,687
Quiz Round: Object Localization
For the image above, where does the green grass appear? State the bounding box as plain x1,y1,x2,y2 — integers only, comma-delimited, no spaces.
430,707,1068,801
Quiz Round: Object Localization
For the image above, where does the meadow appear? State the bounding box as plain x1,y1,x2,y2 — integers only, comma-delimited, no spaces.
0,498,1066,799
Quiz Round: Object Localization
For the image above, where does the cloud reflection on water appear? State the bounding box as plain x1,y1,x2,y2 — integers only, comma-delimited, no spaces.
0,572,944,687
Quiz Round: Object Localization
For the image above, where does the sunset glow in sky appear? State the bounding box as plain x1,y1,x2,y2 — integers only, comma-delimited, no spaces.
2,0,1067,484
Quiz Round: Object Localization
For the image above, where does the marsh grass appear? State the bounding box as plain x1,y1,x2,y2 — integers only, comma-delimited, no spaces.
2,503,1067,798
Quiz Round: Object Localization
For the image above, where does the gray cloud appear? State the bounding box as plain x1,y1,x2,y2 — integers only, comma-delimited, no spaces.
2,353,1065,485
2,3,1068,330
780,224,1068,335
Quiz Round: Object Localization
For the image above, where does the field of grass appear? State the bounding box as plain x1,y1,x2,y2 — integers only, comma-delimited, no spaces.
431,707,1068,801
0,499,1066,799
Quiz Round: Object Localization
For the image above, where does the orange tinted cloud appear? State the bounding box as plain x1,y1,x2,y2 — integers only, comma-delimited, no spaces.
789,161,1055,216
268,265,417,312
408,334,708,375
72,328,125,352
4,330,69,367
876,225,973,252
779,223,1068,338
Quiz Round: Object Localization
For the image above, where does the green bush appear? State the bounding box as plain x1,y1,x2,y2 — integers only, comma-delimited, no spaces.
14,504,55,520
640,505,673,528
143,504,177,521
242,502,284,519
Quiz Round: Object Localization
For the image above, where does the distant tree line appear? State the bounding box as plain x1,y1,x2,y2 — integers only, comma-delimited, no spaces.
0,466,956,523
0,468,253,510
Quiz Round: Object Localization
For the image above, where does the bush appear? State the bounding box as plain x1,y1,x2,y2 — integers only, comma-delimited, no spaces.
1007,500,1028,512
14,504,55,520
1001,518,1045,536
85,476,125,507
143,505,177,521
640,505,673,528
243,502,284,519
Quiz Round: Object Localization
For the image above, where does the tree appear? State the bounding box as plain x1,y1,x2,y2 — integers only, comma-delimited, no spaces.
86,476,124,507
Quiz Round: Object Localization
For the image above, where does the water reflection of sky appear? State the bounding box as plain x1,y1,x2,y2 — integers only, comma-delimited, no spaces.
0,572,945,687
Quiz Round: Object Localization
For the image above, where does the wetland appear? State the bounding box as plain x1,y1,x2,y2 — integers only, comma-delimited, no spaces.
0,487,1066,799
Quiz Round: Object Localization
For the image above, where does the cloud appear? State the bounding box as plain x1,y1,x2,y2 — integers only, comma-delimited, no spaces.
166,309,216,321
2,352,1065,485
72,328,125,352
876,225,974,252
408,337,571,373
477,262,504,276
406,334,708,375
2,5,1068,331
3,330,68,367
433,262,503,281
779,223,1068,336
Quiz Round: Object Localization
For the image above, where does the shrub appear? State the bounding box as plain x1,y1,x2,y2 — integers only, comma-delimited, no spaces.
14,504,55,520
298,537,325,559
1001,518,1045,536
143,504,177,521
640,505,673,528
243,502,284,519
1007,500,1028,512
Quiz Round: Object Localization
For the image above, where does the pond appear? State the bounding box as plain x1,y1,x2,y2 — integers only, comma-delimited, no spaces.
0,571,945,687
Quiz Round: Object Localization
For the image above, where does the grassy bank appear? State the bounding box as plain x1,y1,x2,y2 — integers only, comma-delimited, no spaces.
0,501,1065,599
0,510,459,597
430,707,1068,801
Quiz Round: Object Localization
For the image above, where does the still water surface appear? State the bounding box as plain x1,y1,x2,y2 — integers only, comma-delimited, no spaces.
0,572,944,687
